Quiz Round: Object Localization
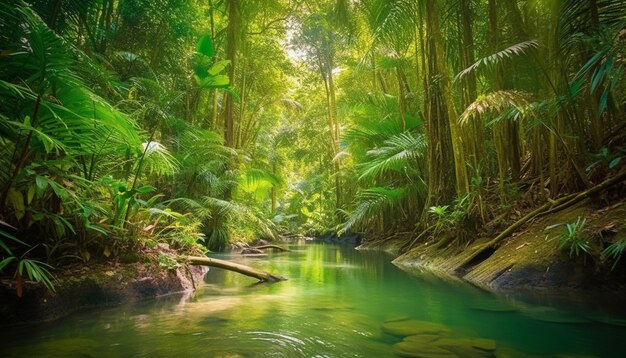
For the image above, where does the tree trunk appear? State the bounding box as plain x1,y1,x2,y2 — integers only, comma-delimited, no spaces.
421,0,462,222
458,0,481,167
224,0,239,148
488,0,520,199
185,256,286,282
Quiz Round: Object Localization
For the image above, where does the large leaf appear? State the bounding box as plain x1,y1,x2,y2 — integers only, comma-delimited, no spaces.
196,35,215,58
208,60,231,76
195,74,231,89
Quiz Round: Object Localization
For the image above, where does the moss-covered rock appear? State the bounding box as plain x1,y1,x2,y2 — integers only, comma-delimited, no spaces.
435,338,495,358
382,319,450,337
403,334,441,344
392,341,458,358
0,261,207,324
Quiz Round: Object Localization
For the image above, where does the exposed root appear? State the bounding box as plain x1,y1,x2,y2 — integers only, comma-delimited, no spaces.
456,169,626,272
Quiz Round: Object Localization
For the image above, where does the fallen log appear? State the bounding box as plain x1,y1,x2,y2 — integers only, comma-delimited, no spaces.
184,255,287,282
254,244,290,252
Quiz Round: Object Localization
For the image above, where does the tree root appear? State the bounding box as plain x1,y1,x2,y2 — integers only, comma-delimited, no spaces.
184,256,287,282
401,225,435,253
456,169,626,273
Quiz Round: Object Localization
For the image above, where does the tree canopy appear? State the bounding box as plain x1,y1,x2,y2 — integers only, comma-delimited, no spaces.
1,0,626,290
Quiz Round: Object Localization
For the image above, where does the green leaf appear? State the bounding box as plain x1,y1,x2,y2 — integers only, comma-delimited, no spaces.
135,185,156,194
196,35,215,58
27,185,35,204
35,176,48,191
599,89,609,115
197,74,231,89
48,181,67,199
7,188,25,220
609,157,622,169
86,223,108,235
52,216,66,237
0,240,13,256
208,60,231,76
0,257,17,272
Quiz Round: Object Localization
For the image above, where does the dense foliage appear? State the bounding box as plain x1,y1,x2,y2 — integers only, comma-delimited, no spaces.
1,0,625,291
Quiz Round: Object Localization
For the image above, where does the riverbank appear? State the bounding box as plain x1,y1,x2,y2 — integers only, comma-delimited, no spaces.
358,198,626,298
0,247,207,324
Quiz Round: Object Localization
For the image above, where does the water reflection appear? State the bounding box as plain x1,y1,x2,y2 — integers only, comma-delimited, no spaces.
1,243,625,357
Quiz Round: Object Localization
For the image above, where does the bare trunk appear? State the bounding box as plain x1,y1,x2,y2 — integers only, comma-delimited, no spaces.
185,256,286,282
224,0,239,148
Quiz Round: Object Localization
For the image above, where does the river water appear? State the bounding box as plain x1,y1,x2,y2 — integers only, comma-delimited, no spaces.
1,242,625,357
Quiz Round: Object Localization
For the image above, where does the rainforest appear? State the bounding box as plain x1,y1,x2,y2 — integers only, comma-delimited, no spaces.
1,0,626,357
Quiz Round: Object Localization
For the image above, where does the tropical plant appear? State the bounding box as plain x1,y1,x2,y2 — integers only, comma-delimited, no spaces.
603,239,626,271
1,222,55,296
339,187,407,235
556,217,590,258
428,205,451,232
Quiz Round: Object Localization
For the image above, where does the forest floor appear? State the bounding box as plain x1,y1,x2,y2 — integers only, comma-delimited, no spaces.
359,194,626,300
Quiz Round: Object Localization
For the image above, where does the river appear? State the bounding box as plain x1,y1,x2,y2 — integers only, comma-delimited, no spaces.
1,242,625,357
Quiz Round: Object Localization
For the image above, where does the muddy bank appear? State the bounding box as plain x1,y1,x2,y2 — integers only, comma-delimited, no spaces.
0,261,207,324
360,201,626,298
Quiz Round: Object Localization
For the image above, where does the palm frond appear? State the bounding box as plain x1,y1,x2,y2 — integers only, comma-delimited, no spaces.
359,132,426,180
455,40,539,81
142,141,179,176
459,91,533,126
339,186,407,234
241,168,283,188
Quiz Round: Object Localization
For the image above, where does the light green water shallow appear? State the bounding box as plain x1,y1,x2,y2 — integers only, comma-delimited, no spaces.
2,242,626,357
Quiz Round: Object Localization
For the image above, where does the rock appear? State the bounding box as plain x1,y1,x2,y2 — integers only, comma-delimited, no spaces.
0,262,207,323
228,242,249,250
435,338,496,358
495,347,538,358
403,334,441,344
241,248,263,254
316,230,362,245
520,306,588,324
382,320,450,337
385,315,410,323
392,341,458,358
470,338,497,351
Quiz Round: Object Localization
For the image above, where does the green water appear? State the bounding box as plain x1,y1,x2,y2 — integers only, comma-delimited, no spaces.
2,243,625,357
